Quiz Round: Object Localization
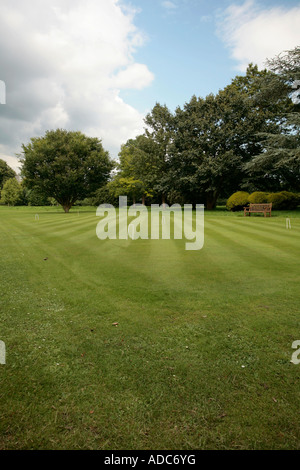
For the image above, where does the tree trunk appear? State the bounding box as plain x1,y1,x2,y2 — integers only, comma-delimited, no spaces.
63,204,71,213
142,194,145,205
205,192,218,210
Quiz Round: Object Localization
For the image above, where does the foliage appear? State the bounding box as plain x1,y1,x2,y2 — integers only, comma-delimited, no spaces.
0,159,16,190
0,177,24,206
21,129,114,212
266,46,300,90
107,176,149,205
166,64,284,209
245,119,300,192
267,191,300,210
227,190,299,210
76,197,97,206
107,56,296,209
26,187,52,206
248,191,269,204
15,49,300,211
226,191,250,211
167,189,185,205
245,47,300,192
93,184,119,207
143,103,175,203
117,135,156,203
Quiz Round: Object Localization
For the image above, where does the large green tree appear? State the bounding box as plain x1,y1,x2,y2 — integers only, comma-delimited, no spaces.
245,47,300,191
143,103,175,205
117,135,157,204
21,129,114,212
168,65,284,208
0,177,23,206
107,176,147,206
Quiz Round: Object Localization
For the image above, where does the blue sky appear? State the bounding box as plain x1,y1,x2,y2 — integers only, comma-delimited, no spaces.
120,0,238,112
0,0,299,171
120,0,300,112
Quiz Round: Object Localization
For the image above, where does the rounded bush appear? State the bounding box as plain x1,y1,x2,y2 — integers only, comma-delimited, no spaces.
248,191,269,204
267,191,300,210
226,191,250,211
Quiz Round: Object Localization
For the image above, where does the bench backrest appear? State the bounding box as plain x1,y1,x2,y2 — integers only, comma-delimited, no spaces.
249,203,272,211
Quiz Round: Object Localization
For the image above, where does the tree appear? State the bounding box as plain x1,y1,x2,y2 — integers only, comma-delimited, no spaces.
169,65,281,209
144,103,175,205
118,135,156,204
107,176,148,206
0,159,16,190
1,178,23,206
21,129,114,212
26,187,51,206
265,46,300,87
244,119,300,192
245,47,300,191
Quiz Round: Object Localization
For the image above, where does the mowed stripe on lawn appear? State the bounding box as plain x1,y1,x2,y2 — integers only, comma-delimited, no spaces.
0,207,300,449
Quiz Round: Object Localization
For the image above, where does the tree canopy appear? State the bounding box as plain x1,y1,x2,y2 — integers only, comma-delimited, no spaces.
0,177,24,206
21,129,114,212
245,46,300,192
169,64,288,207
0,159,16,190
110,51,298,208
6,47,299,211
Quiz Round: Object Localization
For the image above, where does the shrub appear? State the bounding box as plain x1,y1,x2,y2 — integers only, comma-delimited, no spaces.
78,197,97,206
1,178,24,206
267,191,300,210
216,198,228,206
27,188,51,206
226,191,250,211
248,191,269,204
167,189,185,206
94,185,119,206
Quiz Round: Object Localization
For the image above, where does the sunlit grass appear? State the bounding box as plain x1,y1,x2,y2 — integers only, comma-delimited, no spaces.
0,206,299,449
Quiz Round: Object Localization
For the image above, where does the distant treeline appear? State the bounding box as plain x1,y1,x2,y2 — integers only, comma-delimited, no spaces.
1,47,299,212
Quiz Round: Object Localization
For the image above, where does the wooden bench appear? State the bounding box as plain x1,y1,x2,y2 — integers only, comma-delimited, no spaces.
244,203,272,217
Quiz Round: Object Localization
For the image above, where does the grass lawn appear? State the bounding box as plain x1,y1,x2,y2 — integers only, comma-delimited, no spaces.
0,205,299,450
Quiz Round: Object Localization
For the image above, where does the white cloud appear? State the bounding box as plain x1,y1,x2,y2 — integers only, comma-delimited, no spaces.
162,1,177,10
0,0,154,172
113,63,154,90
0,154,21,173
217,0,300,71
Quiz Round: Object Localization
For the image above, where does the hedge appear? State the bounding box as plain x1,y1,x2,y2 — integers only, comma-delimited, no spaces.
226,192,250,211
227,191,300,211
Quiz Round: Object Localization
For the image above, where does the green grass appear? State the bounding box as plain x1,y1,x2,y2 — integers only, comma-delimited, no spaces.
0,205,299,449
